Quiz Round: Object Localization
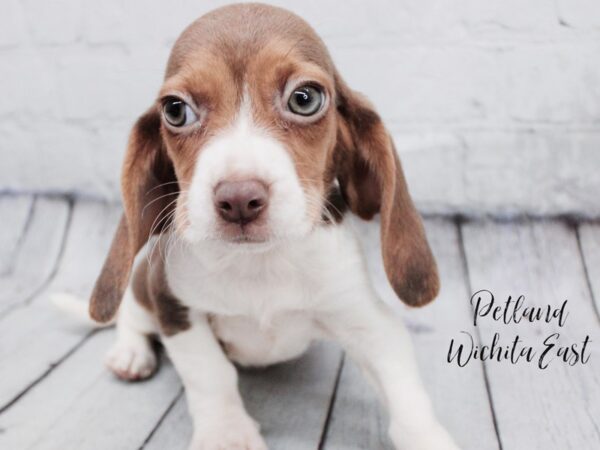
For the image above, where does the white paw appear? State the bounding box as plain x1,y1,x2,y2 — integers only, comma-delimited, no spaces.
188,410,267,450
105,338,157,381
390,422,460,450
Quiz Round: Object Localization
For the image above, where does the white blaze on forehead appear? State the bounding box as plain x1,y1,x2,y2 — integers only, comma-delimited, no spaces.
200,88,288,182
184,86,311,241
234,88,253,134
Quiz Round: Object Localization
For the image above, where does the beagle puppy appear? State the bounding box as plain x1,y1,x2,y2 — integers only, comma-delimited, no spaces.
89,4,459,450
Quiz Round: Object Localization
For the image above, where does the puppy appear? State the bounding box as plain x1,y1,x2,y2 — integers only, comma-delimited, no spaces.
88,4,459,449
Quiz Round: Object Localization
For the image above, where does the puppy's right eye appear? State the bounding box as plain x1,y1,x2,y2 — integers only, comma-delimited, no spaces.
162,97,198,127
287,85,323,116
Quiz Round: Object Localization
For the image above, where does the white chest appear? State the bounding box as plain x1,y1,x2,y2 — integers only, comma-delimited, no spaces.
161,220,377,367
165,221,368,321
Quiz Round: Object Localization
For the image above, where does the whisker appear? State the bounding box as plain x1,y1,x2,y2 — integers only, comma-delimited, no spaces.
146,197,182,267
143,181,190,198
141,191,181,218
148,196,181,239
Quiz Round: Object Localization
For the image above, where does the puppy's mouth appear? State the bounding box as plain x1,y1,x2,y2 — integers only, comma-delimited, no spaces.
229,233,268,244
218,222,271,244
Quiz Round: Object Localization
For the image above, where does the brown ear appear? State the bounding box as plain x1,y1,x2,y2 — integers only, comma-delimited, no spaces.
89,108,178,322
335,78,439,307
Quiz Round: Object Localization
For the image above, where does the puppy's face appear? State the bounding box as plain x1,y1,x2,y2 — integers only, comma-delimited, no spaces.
158,42,337,244
89,4,440,323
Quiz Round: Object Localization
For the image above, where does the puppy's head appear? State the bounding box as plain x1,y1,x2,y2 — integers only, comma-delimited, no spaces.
89,3,439,322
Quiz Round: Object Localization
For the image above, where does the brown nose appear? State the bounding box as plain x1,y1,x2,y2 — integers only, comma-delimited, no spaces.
214,180,269,225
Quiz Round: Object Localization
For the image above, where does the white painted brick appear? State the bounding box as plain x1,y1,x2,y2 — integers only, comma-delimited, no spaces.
23,0,82,45
86,119,131,198
54,49,129,120
499,44,600,123
0,116,129,197
82,0,128,45
556,0,600,29
454,0,559,35
274,0,560,42
0,118,92,191
2,0,600,216
54,47,167,120
333,46,499,124
334,43,600,126
401,130,600,217
0,0,27,47
395,132,468,213
0,49,58,116
82,0,208,46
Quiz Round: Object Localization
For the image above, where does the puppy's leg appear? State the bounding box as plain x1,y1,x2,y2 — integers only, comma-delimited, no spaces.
161,314,267,450
319,290,459,450
105,287,158,381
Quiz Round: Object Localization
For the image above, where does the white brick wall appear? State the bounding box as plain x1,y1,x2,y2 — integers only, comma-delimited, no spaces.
1,0,599,216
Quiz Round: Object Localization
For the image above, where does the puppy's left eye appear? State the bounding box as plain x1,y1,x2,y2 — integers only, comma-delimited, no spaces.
162,97,198,127
287,85,323,116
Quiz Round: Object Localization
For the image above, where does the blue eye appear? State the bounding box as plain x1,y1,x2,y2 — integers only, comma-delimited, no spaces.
163,97,198,127
287,85,323,116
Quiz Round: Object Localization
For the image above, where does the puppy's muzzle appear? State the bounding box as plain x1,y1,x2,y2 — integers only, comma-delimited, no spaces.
214,180,269,225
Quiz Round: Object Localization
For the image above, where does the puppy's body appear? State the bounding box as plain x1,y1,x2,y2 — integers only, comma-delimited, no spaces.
113,220,453,450
90,4,460,449
120,218,363,370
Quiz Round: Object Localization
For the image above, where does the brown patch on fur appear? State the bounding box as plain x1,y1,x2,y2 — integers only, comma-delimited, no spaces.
131,243,191,336
89,216,134,322
160,48,241,157
335,79,440,306
149,259,190,337
90,110,178,323
166,5,334,79
154,290,191,337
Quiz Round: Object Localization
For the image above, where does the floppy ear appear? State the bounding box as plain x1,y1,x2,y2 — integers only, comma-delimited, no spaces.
335,78,439,307
89,108,178,322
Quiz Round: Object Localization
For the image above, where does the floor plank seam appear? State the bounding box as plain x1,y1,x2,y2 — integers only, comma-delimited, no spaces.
317,351,345,450
456,218,504,450
0,328,97,415
138,387,185,450
0,196,35,278
574,225,600,324
0,198,75,321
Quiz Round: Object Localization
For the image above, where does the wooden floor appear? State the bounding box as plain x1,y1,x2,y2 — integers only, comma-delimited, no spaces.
0,195,599,450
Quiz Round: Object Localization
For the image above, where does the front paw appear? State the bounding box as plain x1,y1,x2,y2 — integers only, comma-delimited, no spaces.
105,338,157,381
188,410,267,450
390,422,460,450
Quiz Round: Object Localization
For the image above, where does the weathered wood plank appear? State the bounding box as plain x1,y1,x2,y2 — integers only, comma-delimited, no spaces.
0,201,119,410
143,391,189,450
578,223,600,318
240,341,342,449
323,218,500,450
144,341,343,450
462,220,600,450
0,195,34,276
0,329,181,450
322,356,393,450
0,197,70,317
